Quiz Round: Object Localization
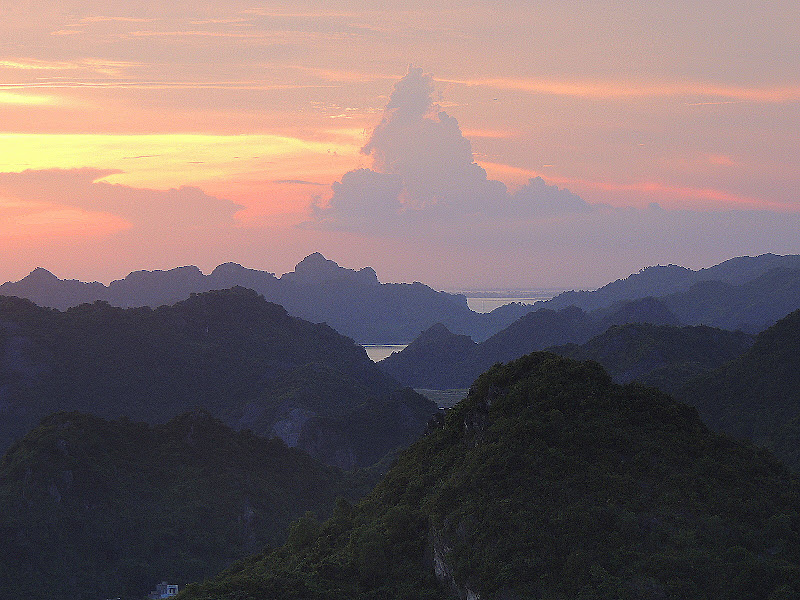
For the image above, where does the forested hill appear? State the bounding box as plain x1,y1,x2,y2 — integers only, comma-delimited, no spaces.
180,353,800,600
0,253,532,343
379,305,753,390
677,309,800,471
551,322,755,394
0,410,374,600
0,288,437,468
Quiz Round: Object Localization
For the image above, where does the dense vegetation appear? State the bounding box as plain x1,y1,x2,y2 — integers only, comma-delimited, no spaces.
678,309,800,471
181,353,800,600
0,411,374,600
0,288,437,467
551,322,754,394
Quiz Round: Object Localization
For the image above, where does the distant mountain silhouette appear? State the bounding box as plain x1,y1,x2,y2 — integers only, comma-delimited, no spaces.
660,267,800,332
381,306,606,388
0,288,437,468
377,323,478,389
596,296,681,327
3,252,799,344
381,258,800,389
0,254,531,343
543,253,800,313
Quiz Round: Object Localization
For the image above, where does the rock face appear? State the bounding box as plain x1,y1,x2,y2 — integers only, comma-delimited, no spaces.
0,288,438,468
180,352,800,600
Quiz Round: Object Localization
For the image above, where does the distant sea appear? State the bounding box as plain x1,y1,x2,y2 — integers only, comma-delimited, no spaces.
459,289,564,313
363,344,408,362
362,289,564,361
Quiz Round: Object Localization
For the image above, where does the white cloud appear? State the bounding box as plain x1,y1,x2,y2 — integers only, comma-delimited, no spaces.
310,67,593,233
301,69,800,289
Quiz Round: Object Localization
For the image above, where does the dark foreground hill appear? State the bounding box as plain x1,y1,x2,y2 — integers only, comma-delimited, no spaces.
180,353,800,600
0,411,373,600
0,288,437,468
678,309,800,471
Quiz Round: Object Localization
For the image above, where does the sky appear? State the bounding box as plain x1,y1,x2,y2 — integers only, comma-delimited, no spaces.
0,1,798,290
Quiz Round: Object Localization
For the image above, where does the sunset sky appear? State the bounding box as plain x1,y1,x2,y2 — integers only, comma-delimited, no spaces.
1,1,798,290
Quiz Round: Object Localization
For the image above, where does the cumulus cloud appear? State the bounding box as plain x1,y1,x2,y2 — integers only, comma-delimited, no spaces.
310,67,580,232
300,68,800,289
510,176,594,217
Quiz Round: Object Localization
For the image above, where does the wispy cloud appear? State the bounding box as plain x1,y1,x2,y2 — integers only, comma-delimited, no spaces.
274,179,327,186
0,80,336,91
241,8,360,18
80,16,157,24
478,160,790,212
0,58,142,76
445,77,800,103
579,179,795,211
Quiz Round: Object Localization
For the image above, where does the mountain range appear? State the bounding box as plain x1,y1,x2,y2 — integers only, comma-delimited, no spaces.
380,256,800,390
0,288,437,468
3,254,800,598
543,253,800,313
5,252,799,345
0,253,531,344
379,300,746,390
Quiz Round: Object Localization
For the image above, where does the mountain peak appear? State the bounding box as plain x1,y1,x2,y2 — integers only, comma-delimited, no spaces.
283,253,379,286
24,267,59,282
296,252,338,272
